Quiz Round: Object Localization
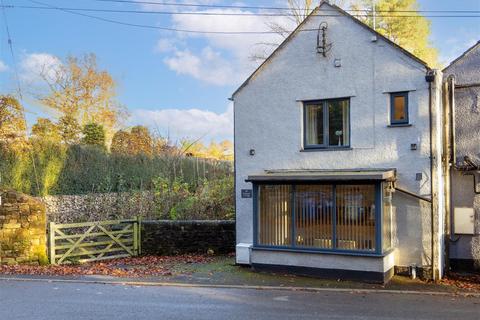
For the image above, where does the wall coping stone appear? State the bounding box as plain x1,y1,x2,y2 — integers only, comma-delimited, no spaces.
143,220,234,226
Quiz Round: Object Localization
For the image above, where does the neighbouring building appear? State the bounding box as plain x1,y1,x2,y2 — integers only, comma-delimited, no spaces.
232,1,447,283
443,41,480,271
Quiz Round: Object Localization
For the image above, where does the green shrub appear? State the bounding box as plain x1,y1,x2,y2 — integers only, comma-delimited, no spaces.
0,142,232,197
153,175,234,220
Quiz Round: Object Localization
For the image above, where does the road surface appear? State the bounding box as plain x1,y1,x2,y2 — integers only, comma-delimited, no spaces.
0,280,479,320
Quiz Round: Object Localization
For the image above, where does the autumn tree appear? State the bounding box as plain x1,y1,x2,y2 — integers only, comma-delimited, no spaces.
152,136,174,156
351,0,438,66
31,118,61,143
34,53,127,142
58,114,81,145
0,95,27,149
252,1,350,61
205,141,224,160
111,125,153,156
266,0,316,38
111,130,131,154
130,126,153,156
181,139,206,158
179,139,234,160
82,123,106,147
251,0,316,61
219,140,234,161
253,0,437,66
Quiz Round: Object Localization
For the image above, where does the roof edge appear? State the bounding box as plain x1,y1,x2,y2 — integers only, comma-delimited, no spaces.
230,1,430,99
245,168,397,182
230,3,324,98
329,2,430,69
443,40,480,72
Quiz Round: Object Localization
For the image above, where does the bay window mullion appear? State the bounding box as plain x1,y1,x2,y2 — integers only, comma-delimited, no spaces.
332,184,337,250
375,183,382,254
291,185,296,248
323,101,329,146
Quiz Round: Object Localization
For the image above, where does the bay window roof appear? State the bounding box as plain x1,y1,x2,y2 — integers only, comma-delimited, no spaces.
246,169,396,182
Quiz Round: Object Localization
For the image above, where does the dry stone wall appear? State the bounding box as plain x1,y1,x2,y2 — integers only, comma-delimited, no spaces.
142,220,235,255
0,190,47,265
42,191,157,223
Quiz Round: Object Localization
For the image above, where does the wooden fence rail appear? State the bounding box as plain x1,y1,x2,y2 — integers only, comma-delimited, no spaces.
49,217,141,265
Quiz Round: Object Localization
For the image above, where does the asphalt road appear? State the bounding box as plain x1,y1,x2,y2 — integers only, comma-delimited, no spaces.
0,280,479,320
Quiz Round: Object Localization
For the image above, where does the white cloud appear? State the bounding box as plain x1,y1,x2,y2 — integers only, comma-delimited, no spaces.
164,47,236,85
168,8,290,84
142,1,355,86
132,104,233,142
0,60,8,72
20,53,63,84
155,38,178,53
143,3,292,86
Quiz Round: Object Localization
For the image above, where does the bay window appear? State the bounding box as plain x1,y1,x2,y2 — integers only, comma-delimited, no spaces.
255,182,392,255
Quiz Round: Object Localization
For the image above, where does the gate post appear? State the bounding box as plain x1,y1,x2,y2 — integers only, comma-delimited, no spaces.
49,222,56,265
138,216,142,256
133,216,139,256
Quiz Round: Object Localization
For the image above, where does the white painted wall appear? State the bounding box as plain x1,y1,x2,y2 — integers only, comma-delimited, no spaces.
251,250,395,273
443,43,480,266
233,3,443,270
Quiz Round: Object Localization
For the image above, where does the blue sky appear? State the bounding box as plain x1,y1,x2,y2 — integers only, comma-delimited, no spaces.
0,0,479,142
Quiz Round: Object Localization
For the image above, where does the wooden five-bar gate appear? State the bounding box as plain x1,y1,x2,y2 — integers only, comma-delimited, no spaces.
48,217,141,265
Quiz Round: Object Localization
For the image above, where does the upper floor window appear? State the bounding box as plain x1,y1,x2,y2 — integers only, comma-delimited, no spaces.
390,92,409,125
304,98,350,149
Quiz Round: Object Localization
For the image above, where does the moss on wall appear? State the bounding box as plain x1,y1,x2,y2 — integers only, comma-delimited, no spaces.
0,190,47,265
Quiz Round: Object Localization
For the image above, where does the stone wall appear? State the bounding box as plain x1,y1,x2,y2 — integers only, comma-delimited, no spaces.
142,220,235,255
0,190,47,265
42,191,157,223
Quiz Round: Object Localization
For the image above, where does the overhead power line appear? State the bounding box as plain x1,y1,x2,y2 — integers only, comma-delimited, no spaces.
1,0,42,195
25,0,282,34
88,0,480,13
20,0,480,35
3,4,480,17
1,0,23,99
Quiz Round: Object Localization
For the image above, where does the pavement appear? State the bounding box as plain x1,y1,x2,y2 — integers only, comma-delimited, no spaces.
0,279,479,320
1,255,479,295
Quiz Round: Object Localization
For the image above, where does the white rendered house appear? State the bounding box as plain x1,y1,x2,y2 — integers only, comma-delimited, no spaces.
232,1,445,283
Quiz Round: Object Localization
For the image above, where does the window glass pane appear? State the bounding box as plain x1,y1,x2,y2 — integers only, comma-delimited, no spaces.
328,100,349,146
258,185,292,246
295,185,333,249
305,104,324,145
335,185,376,251
393,95,407,122
383,183,393,251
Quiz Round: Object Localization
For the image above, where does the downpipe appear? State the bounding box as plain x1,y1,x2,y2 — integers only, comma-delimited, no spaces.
426,70,436,281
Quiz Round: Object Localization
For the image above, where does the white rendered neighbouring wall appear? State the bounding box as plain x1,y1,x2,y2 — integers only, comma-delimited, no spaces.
443,43,480,267
233,3,444,275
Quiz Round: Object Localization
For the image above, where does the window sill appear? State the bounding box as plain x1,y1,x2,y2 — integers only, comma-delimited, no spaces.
300,147,352,152
387,124,412,128
252,246,394,258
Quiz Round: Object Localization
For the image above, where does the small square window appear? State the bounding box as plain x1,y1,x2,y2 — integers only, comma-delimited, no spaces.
390,92,409,125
